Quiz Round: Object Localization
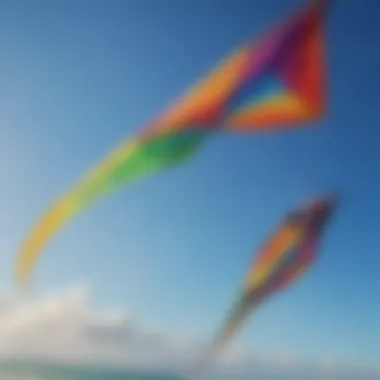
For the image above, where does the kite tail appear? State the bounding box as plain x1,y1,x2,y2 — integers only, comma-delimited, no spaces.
187,298,261,379
15,129,209,291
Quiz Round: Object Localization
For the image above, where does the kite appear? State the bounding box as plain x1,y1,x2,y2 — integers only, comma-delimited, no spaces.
190,194,338,377
15,0,328,289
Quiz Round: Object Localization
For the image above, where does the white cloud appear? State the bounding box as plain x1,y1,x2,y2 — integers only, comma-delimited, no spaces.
0,284,377,378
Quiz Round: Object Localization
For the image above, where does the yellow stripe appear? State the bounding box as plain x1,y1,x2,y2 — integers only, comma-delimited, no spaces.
15,138,142,289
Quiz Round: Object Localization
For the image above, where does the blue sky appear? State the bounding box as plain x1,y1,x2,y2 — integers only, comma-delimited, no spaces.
0,0,379,369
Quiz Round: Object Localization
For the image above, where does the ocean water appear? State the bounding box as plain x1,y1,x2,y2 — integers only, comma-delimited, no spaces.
0,361,377,380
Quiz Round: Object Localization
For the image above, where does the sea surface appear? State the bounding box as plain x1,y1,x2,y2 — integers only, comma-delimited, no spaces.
0,361,377,380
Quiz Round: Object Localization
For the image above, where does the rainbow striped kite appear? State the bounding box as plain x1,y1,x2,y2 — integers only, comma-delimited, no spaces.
190,194,338,376
15,0,328,288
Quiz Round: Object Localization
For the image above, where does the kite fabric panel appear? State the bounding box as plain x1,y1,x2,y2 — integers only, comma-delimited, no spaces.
15,0,328,289
189,194,338,377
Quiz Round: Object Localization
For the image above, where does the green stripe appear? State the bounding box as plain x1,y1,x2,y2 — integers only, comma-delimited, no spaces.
80,130,208,206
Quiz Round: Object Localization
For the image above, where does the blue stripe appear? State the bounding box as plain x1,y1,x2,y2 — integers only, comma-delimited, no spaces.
226,70,286,115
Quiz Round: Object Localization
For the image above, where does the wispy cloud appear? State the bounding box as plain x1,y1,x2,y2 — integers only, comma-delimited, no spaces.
0,285,377,378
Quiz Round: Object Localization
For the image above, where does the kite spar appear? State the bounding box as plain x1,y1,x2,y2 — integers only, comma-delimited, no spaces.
15,0,328,289
189,195,338,377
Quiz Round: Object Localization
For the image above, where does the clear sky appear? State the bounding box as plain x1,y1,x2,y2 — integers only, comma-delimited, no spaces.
0,0,379,368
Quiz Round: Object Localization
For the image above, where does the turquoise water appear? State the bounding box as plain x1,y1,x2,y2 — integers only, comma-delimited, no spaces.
0,361,376,380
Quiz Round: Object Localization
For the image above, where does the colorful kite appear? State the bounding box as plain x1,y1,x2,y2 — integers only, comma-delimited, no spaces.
15,0,328,288
190,195,338,376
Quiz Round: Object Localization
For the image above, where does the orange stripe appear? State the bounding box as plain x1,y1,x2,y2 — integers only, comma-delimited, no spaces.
153,46,253,133
244,224,302,290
